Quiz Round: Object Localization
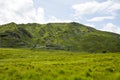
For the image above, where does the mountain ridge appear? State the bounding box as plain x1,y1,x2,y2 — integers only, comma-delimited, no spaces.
0,22,120,53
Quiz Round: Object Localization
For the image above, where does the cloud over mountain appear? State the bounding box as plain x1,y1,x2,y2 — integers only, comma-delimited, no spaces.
0,0,38,24
0,0,120,34
72,0,120,17
101,23,120,34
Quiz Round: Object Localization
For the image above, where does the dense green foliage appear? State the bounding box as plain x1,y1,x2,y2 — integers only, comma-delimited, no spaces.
0,22,120,52
0,48,120,80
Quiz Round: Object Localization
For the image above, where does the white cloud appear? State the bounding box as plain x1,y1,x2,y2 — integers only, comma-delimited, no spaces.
72,0,120,17
36,7,45,23
85,23,95,28
87,16,115,22
0,0,38,24
0,0,71,24
101,23,120,34
46,16,72,23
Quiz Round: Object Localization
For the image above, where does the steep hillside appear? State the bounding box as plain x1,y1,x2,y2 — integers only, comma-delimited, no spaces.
0,22,120,52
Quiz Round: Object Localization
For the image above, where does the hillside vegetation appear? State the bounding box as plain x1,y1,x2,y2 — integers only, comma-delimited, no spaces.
0,48,120,80
0,22,120,52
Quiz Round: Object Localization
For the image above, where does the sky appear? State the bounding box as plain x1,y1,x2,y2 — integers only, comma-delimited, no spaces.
0,0,120,34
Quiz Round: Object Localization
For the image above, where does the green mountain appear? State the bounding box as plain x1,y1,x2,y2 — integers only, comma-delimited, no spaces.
0,22,120,53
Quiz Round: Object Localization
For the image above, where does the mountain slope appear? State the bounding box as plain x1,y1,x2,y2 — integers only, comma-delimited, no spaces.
0,22,120,52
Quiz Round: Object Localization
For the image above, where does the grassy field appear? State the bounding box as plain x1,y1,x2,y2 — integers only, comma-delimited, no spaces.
0,48,120,80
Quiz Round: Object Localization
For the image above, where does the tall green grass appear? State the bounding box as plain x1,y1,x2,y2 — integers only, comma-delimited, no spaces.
0,48,120,80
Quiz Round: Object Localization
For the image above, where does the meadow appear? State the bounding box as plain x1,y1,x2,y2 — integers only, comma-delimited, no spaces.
0,48,120,80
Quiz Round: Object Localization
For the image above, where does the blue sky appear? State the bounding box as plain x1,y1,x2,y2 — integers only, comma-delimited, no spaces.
0,0,120,34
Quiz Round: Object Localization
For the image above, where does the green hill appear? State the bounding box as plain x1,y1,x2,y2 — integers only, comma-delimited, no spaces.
0,22,120,53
